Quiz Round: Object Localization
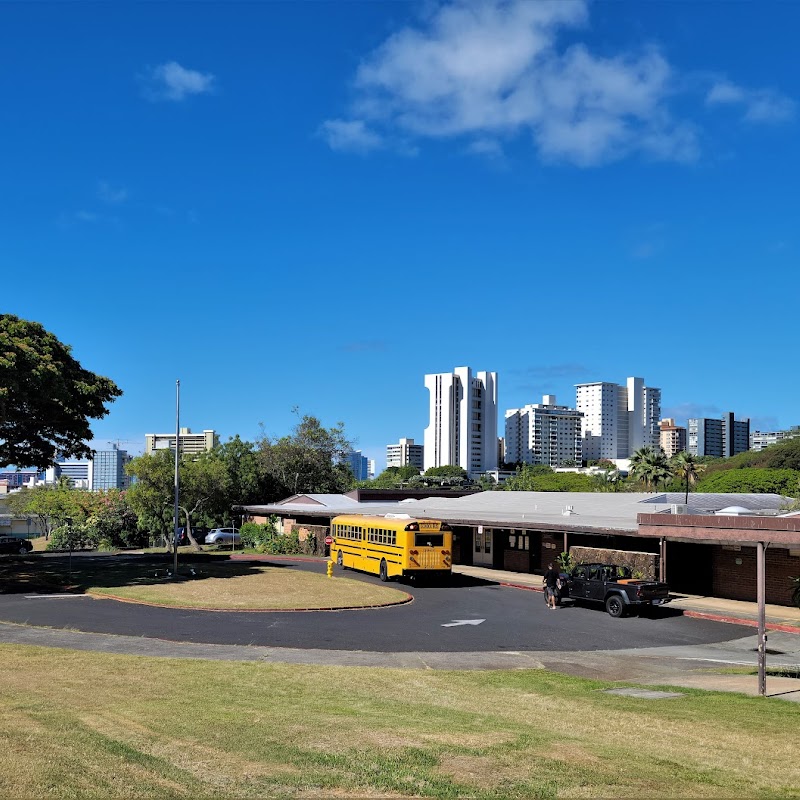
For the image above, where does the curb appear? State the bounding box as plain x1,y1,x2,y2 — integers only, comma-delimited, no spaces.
681,610,800,634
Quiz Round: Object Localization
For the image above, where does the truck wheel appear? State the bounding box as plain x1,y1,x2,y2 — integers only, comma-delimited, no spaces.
19,545,29,555
336,550,345,569
606,595,625,618
379,559,389,582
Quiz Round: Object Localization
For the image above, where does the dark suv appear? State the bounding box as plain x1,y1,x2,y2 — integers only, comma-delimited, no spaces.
0,536,34,555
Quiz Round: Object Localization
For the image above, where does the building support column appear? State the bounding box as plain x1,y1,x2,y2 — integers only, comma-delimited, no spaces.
757,541,767,697
563,531,568,556
659,537,666,583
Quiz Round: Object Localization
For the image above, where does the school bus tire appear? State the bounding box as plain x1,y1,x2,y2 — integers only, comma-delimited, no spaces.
379,559,389,582
336,550,345,569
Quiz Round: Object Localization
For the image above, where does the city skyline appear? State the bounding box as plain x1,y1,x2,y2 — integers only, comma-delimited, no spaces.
3,1,798,472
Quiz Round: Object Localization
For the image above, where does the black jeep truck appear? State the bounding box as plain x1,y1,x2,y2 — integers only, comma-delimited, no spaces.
563,563,670,617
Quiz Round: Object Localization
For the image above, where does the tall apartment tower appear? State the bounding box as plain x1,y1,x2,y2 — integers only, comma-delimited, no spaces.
345,450,370,481
659,418,687,458
688,413,750,458
576,377,661,462
386,438,424,471
92,447,132,491
504,395,583,467
424,367,498,477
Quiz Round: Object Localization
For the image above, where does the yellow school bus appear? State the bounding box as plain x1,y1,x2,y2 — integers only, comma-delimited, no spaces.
330,513,453,582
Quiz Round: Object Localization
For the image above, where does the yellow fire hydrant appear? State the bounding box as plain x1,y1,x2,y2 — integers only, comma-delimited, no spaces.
327,560,334,578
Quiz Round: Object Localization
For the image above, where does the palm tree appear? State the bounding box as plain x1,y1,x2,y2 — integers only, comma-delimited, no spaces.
670,451,706,504
630,446,673,492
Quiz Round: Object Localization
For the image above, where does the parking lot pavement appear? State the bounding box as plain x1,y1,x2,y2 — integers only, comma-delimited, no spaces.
452,565,800,632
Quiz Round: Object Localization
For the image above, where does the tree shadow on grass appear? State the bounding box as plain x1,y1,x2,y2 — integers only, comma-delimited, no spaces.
0,553,288,595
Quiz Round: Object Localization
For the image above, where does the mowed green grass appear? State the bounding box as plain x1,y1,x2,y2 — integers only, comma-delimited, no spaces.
1,645,798,798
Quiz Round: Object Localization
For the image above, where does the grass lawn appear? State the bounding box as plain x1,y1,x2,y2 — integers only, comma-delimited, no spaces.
1,645,798,798
0,555,408,610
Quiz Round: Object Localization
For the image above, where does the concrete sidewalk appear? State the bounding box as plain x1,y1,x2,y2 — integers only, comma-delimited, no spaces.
453,564,800,632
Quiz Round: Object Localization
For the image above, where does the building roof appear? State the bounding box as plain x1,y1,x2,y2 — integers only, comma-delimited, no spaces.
241,491,790,535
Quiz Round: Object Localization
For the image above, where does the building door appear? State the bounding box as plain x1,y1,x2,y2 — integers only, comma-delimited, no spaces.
473,526,493,566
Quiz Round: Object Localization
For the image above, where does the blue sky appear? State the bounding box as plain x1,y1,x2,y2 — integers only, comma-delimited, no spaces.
3,1,798,471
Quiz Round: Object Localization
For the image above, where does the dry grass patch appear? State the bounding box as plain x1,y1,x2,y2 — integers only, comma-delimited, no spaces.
87,564,408,609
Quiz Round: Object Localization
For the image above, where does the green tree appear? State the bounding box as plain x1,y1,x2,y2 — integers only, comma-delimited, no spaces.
424,465,468,479
0,315,122,468
6,479,83,539
592,468,623,492
216,435,279,506
83,489,141,549
695,468,800,495
126,450,230,551
670,451,707,504
504,465,593,492
629,447,673,491
257,413,354,498
367,465,421,488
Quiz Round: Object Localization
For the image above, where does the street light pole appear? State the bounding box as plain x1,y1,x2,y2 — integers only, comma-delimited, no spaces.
173,379,180,576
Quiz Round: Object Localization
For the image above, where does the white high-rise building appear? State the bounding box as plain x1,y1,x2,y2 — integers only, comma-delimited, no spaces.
576,377,661,462
144,428,216,457
424,367,498,477
504,395,583,467
386,438,424,470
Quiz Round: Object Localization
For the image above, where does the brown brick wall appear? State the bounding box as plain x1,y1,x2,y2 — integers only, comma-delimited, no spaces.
712,546,799,605
540,533,560,571
504,550,530,573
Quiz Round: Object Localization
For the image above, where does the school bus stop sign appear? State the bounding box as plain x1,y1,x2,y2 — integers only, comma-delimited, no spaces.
324,536,333,545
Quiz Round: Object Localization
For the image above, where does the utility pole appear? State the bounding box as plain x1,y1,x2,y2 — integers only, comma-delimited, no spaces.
173,380,180,576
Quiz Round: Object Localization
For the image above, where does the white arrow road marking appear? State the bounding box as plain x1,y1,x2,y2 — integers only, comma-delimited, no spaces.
441,619,486,627
24,594,91,599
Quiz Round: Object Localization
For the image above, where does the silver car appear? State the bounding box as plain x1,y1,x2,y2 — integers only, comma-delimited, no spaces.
204,527,241,545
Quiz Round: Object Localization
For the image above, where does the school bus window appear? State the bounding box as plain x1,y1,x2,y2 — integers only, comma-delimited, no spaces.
415,533,444,548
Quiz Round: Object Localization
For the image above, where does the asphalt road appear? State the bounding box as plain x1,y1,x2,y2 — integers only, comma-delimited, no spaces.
0,554,753,653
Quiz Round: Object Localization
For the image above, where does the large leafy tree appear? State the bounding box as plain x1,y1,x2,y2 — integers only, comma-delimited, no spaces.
424,465,468,479
0,315,122,467
6,479,84,538
126,450,231,551
216,435,280,505
257,413,354,499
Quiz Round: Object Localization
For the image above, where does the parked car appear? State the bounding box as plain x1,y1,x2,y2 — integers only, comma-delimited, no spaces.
563,563,670,617
0,536,34,555
204,528,241,546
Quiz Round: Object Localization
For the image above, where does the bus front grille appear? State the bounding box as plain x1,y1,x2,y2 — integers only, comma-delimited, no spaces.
416,550,441,569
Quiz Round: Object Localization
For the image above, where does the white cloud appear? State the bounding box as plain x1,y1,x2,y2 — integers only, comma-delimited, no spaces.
143,61,215,102
319,119,383,153
74,210,99,223
97,181,127,204
322,0,698,165
706,80,794,123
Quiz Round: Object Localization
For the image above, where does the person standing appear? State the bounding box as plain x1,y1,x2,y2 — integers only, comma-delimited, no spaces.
543,562,560,610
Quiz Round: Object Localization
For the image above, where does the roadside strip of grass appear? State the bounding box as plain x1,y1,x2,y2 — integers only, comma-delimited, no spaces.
1,644,799,799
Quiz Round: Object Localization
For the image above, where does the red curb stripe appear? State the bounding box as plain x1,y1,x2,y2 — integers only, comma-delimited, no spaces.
682,610,800,634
